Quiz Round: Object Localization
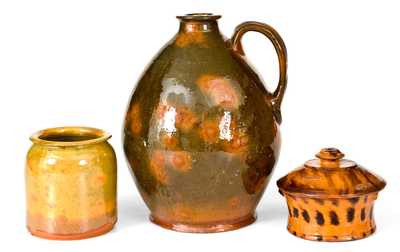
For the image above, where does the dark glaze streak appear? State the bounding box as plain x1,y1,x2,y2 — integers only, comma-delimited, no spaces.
324,172,336,194
313,198,324,205
370,206,374,220
329,211,339,225
316,211,325,226
347,207,355,222
330,199,339,206
339,172,352,195
287,206,292,217
293,207,299,218
361,208,366,221
316,235,323,241
302,210,310,223
347,170,363,192
348,197,359,205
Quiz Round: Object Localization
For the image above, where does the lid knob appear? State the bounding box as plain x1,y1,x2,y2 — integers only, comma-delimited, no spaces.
316,148,344,160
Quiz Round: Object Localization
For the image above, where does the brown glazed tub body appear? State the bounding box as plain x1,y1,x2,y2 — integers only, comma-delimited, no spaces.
277,148,386,242
123,13,288,233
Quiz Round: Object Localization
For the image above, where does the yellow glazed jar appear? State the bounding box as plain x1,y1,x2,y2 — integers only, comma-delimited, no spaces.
26,127,117,240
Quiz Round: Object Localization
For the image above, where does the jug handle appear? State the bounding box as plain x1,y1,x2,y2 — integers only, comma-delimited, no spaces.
231,21,287,124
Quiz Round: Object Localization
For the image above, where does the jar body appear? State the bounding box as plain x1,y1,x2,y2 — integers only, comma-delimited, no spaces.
26,141,117,239
123,16,282,232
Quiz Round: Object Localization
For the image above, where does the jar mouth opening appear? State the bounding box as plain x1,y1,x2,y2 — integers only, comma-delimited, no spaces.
177,13,221,21
30,126,111,146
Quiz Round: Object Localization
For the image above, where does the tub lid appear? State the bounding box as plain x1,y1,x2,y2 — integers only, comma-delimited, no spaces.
277,148,386,197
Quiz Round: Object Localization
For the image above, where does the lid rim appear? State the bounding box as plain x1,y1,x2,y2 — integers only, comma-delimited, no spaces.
277,173,387,197
304,159,357,169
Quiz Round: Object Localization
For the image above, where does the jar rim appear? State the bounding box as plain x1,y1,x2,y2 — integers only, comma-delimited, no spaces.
29,126,111,147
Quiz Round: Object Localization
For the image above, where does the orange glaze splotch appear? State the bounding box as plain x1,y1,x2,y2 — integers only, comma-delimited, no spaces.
197,75,241,109
199,119,220,144
128,103,142,135
149,150,168,185
228,196,241,208
175,25,206,48
91,173,107,188
155,104,169,119
155,104,197,133
171,203,195,222
171,151,192,172
224,133,249,153
92,200,107,215
160,132,179,150
221,119,249,155
175,107,198,132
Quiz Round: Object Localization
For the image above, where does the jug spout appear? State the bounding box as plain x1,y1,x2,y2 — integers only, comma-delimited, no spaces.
175,13,225,48
177,13,221,33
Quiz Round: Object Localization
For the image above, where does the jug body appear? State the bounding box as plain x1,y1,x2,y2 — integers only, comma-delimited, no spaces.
123,13,287,232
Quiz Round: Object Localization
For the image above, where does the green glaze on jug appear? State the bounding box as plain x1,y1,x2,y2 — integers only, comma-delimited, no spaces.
123,13,287,233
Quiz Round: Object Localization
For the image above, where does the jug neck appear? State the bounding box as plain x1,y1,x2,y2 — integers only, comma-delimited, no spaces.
177,13,222,34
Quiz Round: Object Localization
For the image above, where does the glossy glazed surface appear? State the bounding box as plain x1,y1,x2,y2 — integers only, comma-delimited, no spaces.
277,148,386,197
26,127,117,240
124,14,287,232
284,193,378,241
277,148,386,241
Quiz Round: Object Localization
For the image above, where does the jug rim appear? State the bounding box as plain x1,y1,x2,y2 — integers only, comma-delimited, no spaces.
177,13,221,21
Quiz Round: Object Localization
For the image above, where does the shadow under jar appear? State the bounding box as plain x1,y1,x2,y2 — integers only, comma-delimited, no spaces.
26,127,117,240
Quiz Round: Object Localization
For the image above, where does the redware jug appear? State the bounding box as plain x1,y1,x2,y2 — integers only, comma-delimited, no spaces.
123,13,287,232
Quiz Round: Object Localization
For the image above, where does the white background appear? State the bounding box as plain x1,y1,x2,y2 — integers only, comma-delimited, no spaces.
0,0,399,251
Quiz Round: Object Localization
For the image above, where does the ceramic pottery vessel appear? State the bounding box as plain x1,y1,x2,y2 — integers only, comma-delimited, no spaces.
26,127,117,240
123,13,287,232
277,148,386,242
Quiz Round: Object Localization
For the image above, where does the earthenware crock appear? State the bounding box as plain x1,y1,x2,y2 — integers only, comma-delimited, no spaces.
277,148,386,241
26,127,117,240
123,13,287,233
